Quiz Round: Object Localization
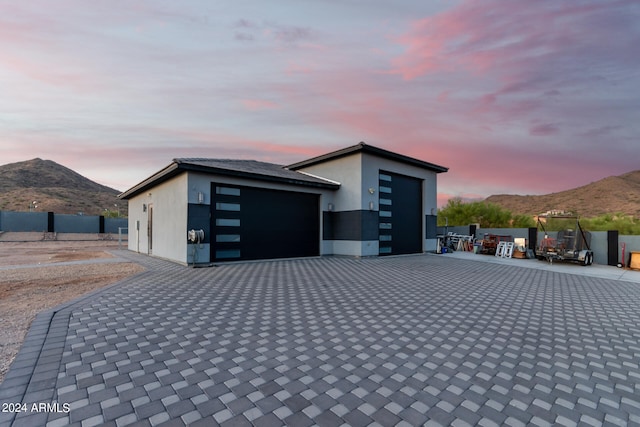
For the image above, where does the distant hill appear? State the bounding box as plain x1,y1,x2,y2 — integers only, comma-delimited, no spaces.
0,158,127,216
485,170,640,218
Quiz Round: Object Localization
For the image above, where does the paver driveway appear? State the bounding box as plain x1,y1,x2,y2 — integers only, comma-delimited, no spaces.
2,252,640,426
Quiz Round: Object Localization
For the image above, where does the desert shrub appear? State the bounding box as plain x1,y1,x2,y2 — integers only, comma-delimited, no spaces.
438,198,534,228
581,213,640,235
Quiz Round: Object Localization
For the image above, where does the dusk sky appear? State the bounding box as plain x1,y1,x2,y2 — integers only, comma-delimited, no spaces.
1,0,638,206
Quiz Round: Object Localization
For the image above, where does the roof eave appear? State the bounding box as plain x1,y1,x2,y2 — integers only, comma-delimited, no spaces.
287,142,449,174
119,161,339,199
179,163,340,189
118,162,181,200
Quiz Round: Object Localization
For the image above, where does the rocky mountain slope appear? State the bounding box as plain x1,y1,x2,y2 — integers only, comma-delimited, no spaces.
485,170,640,218
0,158,126,216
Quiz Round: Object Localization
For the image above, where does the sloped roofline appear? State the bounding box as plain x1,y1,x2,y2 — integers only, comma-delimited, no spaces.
119,162,180,200
119,159,340,200
287,142,449,173
119,143,448,200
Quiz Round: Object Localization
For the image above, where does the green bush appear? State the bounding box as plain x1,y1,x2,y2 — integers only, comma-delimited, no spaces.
437,198,535,228
437,201,640,235
580,213,640,235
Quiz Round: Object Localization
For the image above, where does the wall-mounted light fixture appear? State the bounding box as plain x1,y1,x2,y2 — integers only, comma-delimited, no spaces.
369,201,375,211
197,191,204,204
368,188,376,194
143,204,147,212
327,203,334,212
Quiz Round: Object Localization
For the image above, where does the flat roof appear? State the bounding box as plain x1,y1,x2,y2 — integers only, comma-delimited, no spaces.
287,142,449,173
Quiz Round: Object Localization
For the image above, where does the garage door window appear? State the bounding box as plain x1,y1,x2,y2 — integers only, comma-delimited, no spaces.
216,202,240,211
216,186,241,196
216,218,240,227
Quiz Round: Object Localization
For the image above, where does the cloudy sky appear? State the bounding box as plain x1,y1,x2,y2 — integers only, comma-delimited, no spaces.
1,0,638,206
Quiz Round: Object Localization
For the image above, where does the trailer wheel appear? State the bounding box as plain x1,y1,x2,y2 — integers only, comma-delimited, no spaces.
583,252,592,266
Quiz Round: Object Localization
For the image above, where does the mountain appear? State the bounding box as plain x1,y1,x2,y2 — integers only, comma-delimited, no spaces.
0,158,127,216
485,170,640,218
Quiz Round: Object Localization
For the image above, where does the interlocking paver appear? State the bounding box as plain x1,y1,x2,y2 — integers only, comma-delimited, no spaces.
2,252,640,426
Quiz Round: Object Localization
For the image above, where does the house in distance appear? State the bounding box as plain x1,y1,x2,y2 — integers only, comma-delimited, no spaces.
119,142,448,265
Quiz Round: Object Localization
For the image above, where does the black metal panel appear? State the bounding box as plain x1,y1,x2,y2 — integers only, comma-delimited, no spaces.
322,211,333,240
379,171,422,255
323,210,378,241
211,183,319,261
469,223,477,239
360,211,379,241
99,215,105,234
607,230,619,266
187,203,211,244
425,215,437,239
48,211,54,232
528,227,537,250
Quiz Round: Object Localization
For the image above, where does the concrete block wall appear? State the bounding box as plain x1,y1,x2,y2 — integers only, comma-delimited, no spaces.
0,211,127,234
619,235,640,267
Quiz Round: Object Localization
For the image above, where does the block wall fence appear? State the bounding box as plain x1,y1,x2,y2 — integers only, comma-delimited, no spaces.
0,211,128,234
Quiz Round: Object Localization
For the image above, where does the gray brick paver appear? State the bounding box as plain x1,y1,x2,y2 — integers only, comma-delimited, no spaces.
2,253,640,426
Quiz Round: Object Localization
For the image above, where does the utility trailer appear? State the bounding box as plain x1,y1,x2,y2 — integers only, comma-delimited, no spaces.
536,214,594,266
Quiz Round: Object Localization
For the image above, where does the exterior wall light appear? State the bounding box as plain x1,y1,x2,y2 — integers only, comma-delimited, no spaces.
369,201,375,211
143,204,147,212
197,191,204,204
328,203,334,212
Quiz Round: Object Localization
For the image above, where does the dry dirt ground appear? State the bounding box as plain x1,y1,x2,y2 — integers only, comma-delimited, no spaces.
0,235,145,384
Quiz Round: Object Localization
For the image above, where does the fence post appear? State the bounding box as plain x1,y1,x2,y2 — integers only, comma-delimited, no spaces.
48,212,55,232
118,227,128,250
607,230,619,266
528,227,537,250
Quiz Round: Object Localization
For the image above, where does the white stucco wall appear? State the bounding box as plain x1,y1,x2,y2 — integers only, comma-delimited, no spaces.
296,154,363,211
127,197,146,254
127,173,188,264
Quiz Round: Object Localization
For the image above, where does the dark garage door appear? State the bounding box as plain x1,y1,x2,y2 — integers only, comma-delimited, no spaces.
378,171,423,255
211,183,320,262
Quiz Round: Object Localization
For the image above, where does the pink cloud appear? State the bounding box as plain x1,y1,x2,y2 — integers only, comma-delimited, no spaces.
241,99,279,111
391,0,638,93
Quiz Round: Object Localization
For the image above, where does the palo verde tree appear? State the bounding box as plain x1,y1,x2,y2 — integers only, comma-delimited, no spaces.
437,198,535,228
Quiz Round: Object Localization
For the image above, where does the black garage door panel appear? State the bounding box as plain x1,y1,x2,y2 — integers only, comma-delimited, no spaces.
379,171,422,255
211,183,319,261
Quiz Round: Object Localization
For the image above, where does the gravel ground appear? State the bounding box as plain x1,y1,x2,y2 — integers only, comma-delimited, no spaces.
0,235,144,383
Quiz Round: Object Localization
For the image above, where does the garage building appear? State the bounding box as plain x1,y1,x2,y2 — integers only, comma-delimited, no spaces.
119,142,448,265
